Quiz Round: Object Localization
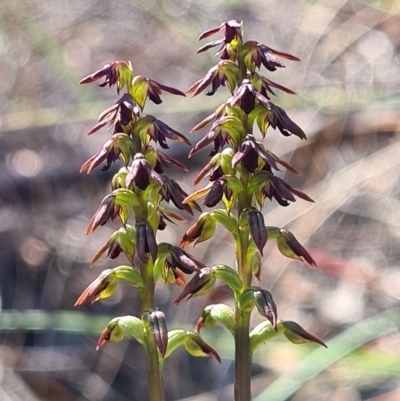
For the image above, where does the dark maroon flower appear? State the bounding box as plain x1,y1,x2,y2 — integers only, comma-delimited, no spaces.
163,244,204,275
252,73,296,98
87,93,139,136
86,194,118,234
126,154,163,190
131,75,185,110
197,20,243,61
241,41,300,74
174,268,216,305
160,177,201,215
186,60,239,97
256,171,314,207
135,115,190,149
265,102,306,139
79,60,132,93
152,148,188,174
90,225,136,267
80,133,134,173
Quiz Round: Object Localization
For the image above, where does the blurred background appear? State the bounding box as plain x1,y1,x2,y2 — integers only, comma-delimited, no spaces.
1,0,400,400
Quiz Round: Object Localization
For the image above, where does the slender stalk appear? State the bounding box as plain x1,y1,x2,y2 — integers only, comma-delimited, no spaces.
138,193,165,401
235,309,251,401
234,108,253,400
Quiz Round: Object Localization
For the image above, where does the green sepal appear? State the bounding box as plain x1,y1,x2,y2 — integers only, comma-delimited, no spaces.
249,321,281,351
117,60,134,93
212,264,242,294
248,103,266,133
210,209,239,240
130,75,149,110
218,115,245,148
146,201,160,231
198,304,235,336
111,167,129,190
114,265,144,291
265,226,281,240
165,330,187,359
220,148,235,175
225,105,245,122
237,287,256,313
112,188,139,208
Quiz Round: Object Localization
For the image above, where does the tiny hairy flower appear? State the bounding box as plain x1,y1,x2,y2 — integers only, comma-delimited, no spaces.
79,60,133,93
181,212,216,248
174,268,216,305
276,229,316,266
135,115,190,149
240,41,300,74
197,19,243,61
86,93,139,136
75,269,117,307
160,177,201,215
80,133,134,173
282,321,327,348
90,225,136,267
135,221,158,263
186,60,240,97
130,75,185,110
162,244,205,275
86,194,119,234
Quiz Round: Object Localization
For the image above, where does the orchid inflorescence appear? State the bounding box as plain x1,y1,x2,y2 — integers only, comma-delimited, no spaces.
76,19,326,401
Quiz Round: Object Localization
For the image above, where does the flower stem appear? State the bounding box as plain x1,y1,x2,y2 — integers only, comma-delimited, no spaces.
138,192,165,401
140,259,165,401
235,309,251,401
235,170,253,401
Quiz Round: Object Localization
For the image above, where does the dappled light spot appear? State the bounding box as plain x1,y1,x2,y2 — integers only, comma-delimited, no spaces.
9,149,43,177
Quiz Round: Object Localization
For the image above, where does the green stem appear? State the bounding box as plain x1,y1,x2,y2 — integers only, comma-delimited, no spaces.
235,163,253,401
235,309,252,401
137,192,165,401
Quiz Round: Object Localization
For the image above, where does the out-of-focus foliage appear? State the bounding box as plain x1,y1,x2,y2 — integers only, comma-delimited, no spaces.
1,0,400,400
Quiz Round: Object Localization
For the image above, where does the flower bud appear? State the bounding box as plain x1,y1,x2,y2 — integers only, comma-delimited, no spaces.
253,289,277,331
247,209,267,255
144,309,168,358
135,222,158,263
